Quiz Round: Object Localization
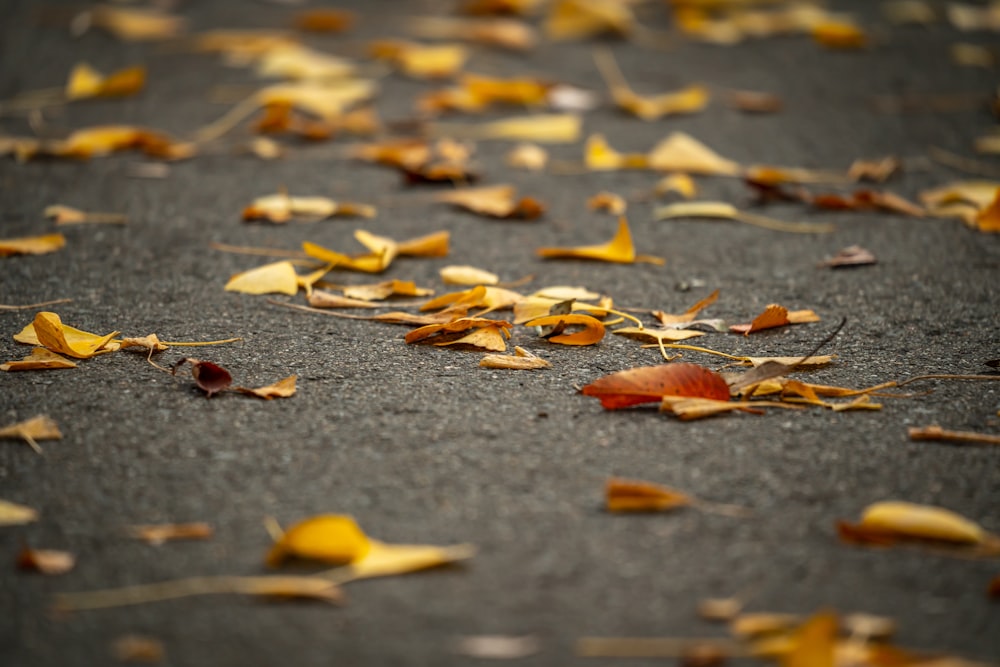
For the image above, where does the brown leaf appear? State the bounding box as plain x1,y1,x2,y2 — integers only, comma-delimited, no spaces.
479,346,551,370
820,245,877,268
989,575,1000,598
172,358,233,398
111,634,165,663
129,523,214,546
729,304,790,335
293,9,355,33
581,363,731,410
17,546,75,575
605,477,691,512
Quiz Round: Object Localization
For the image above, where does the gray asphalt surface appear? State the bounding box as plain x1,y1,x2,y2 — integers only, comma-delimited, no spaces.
2,1,999,665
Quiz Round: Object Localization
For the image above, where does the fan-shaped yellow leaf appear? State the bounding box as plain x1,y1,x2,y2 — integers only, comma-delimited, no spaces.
18,312,119,359
266,515,371,567
537,217,637,263
225,261,299,295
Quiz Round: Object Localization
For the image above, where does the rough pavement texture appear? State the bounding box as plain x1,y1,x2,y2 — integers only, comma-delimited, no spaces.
1,1,999,665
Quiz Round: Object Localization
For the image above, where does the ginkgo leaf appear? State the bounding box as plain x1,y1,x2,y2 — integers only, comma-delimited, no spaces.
370,40,469,78
730,305,820,335
480,346,551,370
506,143,548,170
660,396,800,420
44,205,126,225
524,313,606,345
429,113,581,143
399,230,452,258
0,499,38,526
537,217,636,263
17,312,120,359
307,291,380,309
17,547,75,575
49,125,195,161
408,16,537,51
581,363,731,410
84,4,186,41
235,375,297,399
0,233,66,256
436,185,544,220
647,133,740,176
243,193,375,222
66,63,145,100
655,173,698,199
128,523,214,546
338,541,476,583
838,501,1000,555
266,515,371,566
1,347,78,372
531,286,600,301
405,318,512,351
0,415,62,454
226,261,300,295
172,358,233,398
605,478,692,513
440,265,500,286
584,134,648,171
594,50,708,121
545,0,634,40
655,201,835,234
341,279,434,301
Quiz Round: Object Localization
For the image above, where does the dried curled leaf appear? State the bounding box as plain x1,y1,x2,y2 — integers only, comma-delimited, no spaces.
172,358,233,398
594,50,708,121
588,191,626,215
440,265,500,286
606,478,691,513
524,313,606,345
235,375,297,400
341,279,433,301
409,16,537,51
0,416,62,455
581,363,731,410
730,305,819,335
538,217,661,264
838,501,1000,555
0,234,66,257
243,193,375,223
405,318,512,351
1,347,78,372
480,346,551,370
647,133,740,175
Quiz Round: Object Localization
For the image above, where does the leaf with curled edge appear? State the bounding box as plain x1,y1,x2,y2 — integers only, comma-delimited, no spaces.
524,313,605,345
581,362,730,410
172,358,233,398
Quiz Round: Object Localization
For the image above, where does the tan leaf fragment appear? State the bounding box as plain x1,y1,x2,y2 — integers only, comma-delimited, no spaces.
44,205,127,225
848,156,902,183
951,42,995,68
341,279,434,301
655,201,835,234
397,230,451,257
948,3,1000,31
84,4,186,41
429,113,581,143
506,143,548,170
0,416,63,454
234,375,298,399
588,191,626,215
17,547,75,575
436,184,544,219
225,261,300,295
655,173,697,199
1,347,77,372
440,265,500,286
480,346,551,370
111,635,165,663
118,334,169,353
908,425,1000,446
307,291,380,309
243,193,375,223
583,134,649,171
0,499,39,526
884,1,936,25
660,396,801,420
0,233,66,256
654,289,720,326
453,635,542,660
66,63,145,100
129,523,214,546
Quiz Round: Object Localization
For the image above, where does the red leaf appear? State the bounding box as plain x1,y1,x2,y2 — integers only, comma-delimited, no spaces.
580,362,730,410
173,358,232,398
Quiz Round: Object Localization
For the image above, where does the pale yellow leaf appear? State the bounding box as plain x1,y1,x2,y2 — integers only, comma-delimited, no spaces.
0,499,39,526
1,347,78,371
647,132,740,175
225,261,300,295
235,375,297,399
429,113,581,143
440,265,500,286
859,501,986,544
480,346,551,369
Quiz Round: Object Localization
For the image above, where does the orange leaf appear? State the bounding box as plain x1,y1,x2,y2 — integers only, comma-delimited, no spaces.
293,9,355,33
581,362,730,409
730,304,790,335
975,187,1000,232
0,233,66,257
235,375,297,399
524,313,605,345
784,611,838,667
605,477,691,512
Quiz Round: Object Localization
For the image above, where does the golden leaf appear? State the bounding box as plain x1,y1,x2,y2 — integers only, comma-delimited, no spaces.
397,230,451,257
118,334,169,353
255,46,356,81
293,9,356,33
87,4,186,41
111,636,165,664
440,265,500,286
584,134,648,171
812,21,867,49
647,132,740,175
0,499,39,526
409,17,537,51
480,346,551,370
436,184,544,219
655,173,698,199
52,125,195,161
266,514,371,567
594,50,708,121
341,279,434,301
660,396,799,420
588,191,627,215
235,375,298,399
857,501,987,544
975,187,1000,232
340,541,476,583
0,415,62,454
655,201,834,233
405,318,512,351
1,347,78,372
545,0,634,40
531,286,601,301
538,217,651,263
524,313,606,345
243,193,375,222
66,63,145,100
605,478,692,513
429,113,581,143
23,312,120,359
784,611,837,667
307,291,380,309
0,233,66,256
225,261,300,295
370,40,469,79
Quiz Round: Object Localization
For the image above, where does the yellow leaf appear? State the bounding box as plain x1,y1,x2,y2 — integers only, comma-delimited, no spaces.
225,261,300,295
17,546,76,575
342,541,476,582
974,187,1000,232
1,347,78,371
243,193,375,222
584,134,648,171
0,499,39,526
440,265,500,286
0,415,62,454
307,291,380,308
605,477,692,513
524,313,606,345
531,286,601,301
66,63,145,100
613,327,704,343
44,205,126,225
480,346,551,370
545,0,634,40
594,49,708,121
256,80,377,120
354,229,399,270
0,233,66,256
859,501,986,544
54,125,195,161
655,201,835,234
266,515,371,567
235,375,297,399
436,325,510,351
370,40,469,79
255,46,356,81
409,17,537,51
25,312,119,359
783,611,837,667
655,173,698,199
405,318,512,351
647,132,741,175
88,4,186,41
588,191,627,215
538,217,645,263
429,113,581,143
397,230,451,257
436,184,544,219
341,279,434,301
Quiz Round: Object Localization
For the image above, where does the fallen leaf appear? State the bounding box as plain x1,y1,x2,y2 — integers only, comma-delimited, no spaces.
655,201,835,234
398,230,451,257
307,291,380,309
655,173,698,199
584,134,649,171
243,193,375,222
948,3,1000,31
461,0,542,16
581,363,731,410
730,304,790,335
525,313,606,345
0,499,39,526
538,217,663,264
660,396,799,420
293,9,355,33
429,113,582,143
0,233,66,256
234,375,298,399
480,346,551,370
405,318,512,351
588,191,627,215
453,635,541,659
440,265,499,286
784,611,837,667
16,312,119,359
1,347,78,372
594,50,708,120
838,501,1000,553
409,16,537,51
952,42,995,68
605,477,691,512
44,205,126,226
111,634,165,663
225,261,300,295
545,0,634,40
884,0,936,25
989,575,1000,598
820,245,877,268
66,63,145,100
729,89,783,114
812,20,867,49
172,358,233,398
698,597,744,622
653,290,720,326
128,523,214,546
908,425,1000,446
848,156,902,182
370,40,469,79
647,133,741,175
506,143,548,170
341,279,434,301
45,125,195,161
437,184,544,219
975,187,1000,232
17,547,75,575
84,4,186,41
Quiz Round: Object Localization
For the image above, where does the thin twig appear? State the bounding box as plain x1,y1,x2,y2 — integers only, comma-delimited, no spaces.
908,425,1000,446
0,299,72,311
